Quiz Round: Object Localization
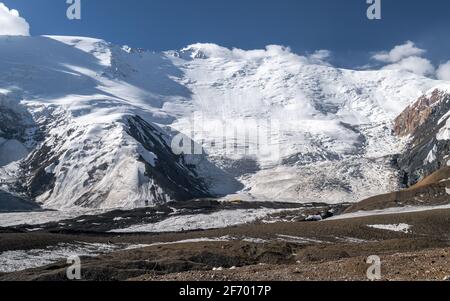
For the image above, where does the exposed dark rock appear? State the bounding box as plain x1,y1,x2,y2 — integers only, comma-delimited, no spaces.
396,90,450,186
125,115,212,203
394,90,449,137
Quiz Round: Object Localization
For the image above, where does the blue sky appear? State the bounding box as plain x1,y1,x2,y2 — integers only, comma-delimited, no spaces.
2,0,450,67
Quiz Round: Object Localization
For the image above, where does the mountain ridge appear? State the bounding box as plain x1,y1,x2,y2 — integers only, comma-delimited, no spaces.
0,35,447,209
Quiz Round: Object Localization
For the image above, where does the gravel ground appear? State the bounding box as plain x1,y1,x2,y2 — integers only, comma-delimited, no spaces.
131,248,450,281
0,208,449,281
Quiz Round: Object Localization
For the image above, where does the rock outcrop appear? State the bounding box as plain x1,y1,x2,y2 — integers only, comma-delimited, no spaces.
395,89,450,186
394,89,449,138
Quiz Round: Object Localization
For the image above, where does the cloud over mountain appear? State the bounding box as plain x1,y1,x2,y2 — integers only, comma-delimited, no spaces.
372,41,425,63
372,41,438,77
381,56,435,77
437,61,450,81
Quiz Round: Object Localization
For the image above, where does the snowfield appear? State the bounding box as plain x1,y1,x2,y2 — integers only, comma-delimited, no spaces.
0,242,153,273
0,35,446,210
0,209,106,228
110,208,288,233
367,223,412,234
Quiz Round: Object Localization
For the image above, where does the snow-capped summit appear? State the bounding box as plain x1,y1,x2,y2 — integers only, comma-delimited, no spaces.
0,35,445,209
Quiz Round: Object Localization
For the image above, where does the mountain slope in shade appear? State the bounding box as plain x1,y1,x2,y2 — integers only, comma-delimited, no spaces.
0,190,40,212
0,36,445,209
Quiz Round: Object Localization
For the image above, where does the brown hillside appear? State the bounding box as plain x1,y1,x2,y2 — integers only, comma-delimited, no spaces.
345,167,450,213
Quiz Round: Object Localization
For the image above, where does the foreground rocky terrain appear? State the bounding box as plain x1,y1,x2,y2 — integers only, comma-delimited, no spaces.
135,247,450,281
0,206,448,281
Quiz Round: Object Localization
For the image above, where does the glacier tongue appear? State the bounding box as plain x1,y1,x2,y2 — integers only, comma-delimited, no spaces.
0,36,444,209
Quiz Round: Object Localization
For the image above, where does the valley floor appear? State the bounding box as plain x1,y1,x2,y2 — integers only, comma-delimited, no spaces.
134,247,450,281
0,207,449,281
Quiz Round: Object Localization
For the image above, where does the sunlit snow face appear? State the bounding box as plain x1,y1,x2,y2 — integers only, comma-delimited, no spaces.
171,113,283,165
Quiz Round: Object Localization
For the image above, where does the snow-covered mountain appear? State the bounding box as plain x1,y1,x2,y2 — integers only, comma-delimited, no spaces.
0,35,445,209
395,85,450,186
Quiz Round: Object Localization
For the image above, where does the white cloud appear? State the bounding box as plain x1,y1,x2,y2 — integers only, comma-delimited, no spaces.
382,56,435,77
0,3,30,36
372,41,436,77
372,41,425,63
437,61,450,81
182,44,309,65
307,50,332,65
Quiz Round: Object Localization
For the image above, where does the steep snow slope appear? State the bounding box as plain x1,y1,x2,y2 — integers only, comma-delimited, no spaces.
0,36,228,209
167,44,441,203
0,36,443,208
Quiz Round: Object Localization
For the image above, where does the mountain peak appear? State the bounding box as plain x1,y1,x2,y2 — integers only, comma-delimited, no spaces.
0,34,446,209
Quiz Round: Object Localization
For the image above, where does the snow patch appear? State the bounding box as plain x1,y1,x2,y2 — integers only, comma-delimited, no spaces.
438,110,450,125
143,237,231,248
305,215,323,221
328,204,450,221
437,119,450,141
424,145,438,164
277,234,326,244
367,223,412,234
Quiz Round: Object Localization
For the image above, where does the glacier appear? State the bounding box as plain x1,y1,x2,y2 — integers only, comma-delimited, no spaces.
0,35,445,210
